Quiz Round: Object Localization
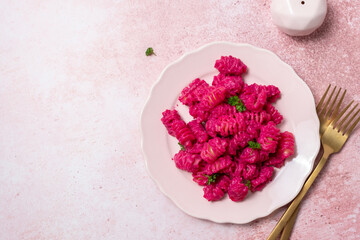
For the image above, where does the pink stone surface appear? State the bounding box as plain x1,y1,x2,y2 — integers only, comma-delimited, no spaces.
0,0,359,239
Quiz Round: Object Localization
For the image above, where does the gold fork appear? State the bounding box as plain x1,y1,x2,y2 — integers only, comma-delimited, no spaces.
267,93,360,240
279,85,347,239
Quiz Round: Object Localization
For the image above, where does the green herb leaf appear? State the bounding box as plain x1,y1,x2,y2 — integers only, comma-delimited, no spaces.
248,141,261,149
178,142,185,151
236,100,246,112
245,180,251,189
206,173,219,185
228,96,239,106
145,47,156,56
228,96,246,112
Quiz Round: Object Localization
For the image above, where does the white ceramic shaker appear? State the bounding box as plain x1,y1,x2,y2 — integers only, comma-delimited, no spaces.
271,0,327,36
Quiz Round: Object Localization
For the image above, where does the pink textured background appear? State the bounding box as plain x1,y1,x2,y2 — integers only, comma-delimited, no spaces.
0,1,359,239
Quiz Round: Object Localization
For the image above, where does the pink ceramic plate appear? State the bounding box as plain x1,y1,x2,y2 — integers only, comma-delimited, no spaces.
141,42,320,223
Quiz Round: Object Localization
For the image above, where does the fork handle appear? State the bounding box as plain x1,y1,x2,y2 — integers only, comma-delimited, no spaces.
267,151,331,240
279,206,300,240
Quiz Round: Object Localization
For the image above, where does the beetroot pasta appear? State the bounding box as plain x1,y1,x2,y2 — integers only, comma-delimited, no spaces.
161,56,295,202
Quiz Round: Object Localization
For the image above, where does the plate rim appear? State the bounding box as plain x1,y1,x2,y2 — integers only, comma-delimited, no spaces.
140,41,320,223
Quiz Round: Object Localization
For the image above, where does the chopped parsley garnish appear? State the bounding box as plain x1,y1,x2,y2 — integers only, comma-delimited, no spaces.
206,173,220,185
248,141,261,150
245,180,251,189
236,102,246,112
178,142,185,150
228,96,240,106
228,96,246,112
145,47,156,56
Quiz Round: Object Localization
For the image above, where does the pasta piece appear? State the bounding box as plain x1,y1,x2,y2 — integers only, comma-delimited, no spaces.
265,85,281,103
242,111,271,125
219,160,238,178
205,155,233,174
233,161,246,178
200,137,228,163
242,83,280,104
259,150,270,162
187,142,205,154
214,55,247,75
265,104,283,125
161,109,181,136
265,131,295,168
192,171,208,186
242,163,260,180
179,78,210,106
172,120,196,148
250,166,274,192
238,147,261,164
227,131,253,155
205,114,240,137
212,74,244,96
208,103,237,120
203,184,225,201
246,121,261,139
173,150,202,173
188,120,209,143
189,103,210,123
258,121,280,153
201,86,227,111
216,175,231,192
241,86,267,112
228,177,249,202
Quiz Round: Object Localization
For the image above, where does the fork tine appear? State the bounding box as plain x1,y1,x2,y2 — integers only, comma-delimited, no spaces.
346,110,360,136
342,107,360,133
330,89,346,121
325,87,343,120
333,100,354,126
320,86,337,116
316,84,331,112
336,103,358,131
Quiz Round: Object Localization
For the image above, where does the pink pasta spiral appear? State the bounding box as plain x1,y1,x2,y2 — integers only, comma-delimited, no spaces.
189,103,210,123
192,171,208,186
242,111,271,125
173,150,202,173
265,131,295,168
246,121,261,139
227,131,253,155
187,120,209,143
179,78,210,106
242,163,260,180
161,109,181,136
171,120,196,148
205,114,238,137
241,85,267,112
200,137,228,163
214,55,247,75
250,166,274,192
203,184,225,201
265,104,283,125
228,177,249,202
233,161,246,178
238,147,261,164
216,175,231,192
219,160,238,178
205,155,233,174
258,121,280,153
186,142,204,154
265,85,281,103
208,103,237,120
212,74,244,96
201,86,227,111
